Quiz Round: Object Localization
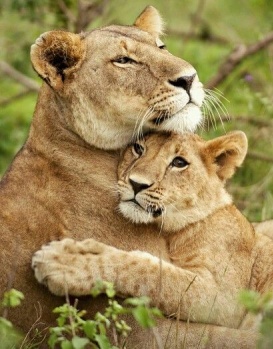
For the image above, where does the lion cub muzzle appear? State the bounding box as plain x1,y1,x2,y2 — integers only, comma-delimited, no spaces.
127,178,164,218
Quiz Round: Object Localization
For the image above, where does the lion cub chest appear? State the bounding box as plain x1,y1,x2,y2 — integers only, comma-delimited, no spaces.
167,207,255,286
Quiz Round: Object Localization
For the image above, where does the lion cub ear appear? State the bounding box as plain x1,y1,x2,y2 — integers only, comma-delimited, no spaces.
30,31,86,91
204,131,248,181
134,6,164,36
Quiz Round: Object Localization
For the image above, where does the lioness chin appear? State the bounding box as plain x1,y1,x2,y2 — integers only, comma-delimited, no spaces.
0,5,266,348
33,131,273,347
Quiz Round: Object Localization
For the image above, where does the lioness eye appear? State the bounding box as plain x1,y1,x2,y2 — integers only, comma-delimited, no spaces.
113,57,135,64
171,157,189,168
133,143,144,156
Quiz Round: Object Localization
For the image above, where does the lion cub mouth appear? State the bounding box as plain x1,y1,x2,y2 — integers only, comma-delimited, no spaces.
127,199,163,218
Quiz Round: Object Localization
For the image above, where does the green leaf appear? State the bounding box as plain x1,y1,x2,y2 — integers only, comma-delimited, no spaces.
83,320,97,339
124,296,150,307
0,317,13,328
61,340,74,349
104,282,116,298
94,334,111,349
151,307,163,318
71,336,90,349
2,289,24,308
98,323,107,335
0,317,23,348
53,304,70,314
57,316,66,327
90,281,116,298
238,290,260,313
132,306,155,328
49,326,66,335
48,332,60,349
90,280,105,298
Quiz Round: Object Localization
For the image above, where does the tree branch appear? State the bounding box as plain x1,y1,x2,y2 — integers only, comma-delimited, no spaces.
56,0,76,31
205,31,273,89
206,114,273,128
247,151,273,163
167,28,229,45
0,61,40,92
75,0,109,33
0,90,34,107
188,0,206,36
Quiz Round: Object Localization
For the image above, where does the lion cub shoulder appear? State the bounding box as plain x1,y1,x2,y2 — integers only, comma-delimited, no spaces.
117,131,273,327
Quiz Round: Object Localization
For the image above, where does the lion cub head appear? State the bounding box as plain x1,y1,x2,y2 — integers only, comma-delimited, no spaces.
30,6,204,150
118,131,248,232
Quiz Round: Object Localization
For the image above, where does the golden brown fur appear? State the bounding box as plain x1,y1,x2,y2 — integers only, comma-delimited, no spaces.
0,5,268,348
33,132,273,347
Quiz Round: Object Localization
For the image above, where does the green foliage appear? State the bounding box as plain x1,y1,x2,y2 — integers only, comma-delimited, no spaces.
239,290,273,348
0,318,24,349
2,288,24,308
0,289,25,349
0,284,162,349
5,0,76,27
48,281,162,349
124,297,162,328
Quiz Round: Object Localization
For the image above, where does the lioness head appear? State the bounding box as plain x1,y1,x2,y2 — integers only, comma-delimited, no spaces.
118,131,247,232
30,6,204,149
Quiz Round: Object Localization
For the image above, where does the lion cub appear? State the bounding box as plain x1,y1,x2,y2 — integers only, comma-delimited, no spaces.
117,131,273,328
32,131,273,330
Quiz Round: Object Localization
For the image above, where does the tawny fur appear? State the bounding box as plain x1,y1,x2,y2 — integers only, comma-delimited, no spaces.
1,5,270,348
33,132,273,348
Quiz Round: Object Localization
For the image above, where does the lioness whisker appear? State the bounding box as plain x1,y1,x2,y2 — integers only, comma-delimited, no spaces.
204,89,230,131
207,92,229,122
133,107,148,142
202,100,218,130
135,106,154,141
205,87,229,103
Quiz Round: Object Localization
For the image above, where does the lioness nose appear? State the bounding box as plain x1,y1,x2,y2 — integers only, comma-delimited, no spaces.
169,73,196,93
129,179,151,195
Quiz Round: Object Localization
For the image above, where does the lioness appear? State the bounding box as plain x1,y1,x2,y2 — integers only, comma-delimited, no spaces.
33,131,273,345
0,5,264,348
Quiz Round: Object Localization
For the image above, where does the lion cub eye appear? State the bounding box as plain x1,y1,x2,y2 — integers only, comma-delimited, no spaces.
171,157,189,168
132,143,144,156
113,57,136,64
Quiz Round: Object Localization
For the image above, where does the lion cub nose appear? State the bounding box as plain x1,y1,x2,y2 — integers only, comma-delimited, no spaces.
169,73,196,93
129,179,151,195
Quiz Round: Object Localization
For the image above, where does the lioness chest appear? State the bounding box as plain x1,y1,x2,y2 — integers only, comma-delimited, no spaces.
0,144,169,260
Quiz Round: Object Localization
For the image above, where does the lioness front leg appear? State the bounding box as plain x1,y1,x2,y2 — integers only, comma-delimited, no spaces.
32,238,226,324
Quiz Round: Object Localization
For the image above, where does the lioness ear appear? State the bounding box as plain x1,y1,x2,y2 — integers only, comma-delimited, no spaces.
134,6,164,36
204,131,248,181
30,30,86,91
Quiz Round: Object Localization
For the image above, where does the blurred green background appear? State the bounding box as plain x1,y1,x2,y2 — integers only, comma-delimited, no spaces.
0,0,272,221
